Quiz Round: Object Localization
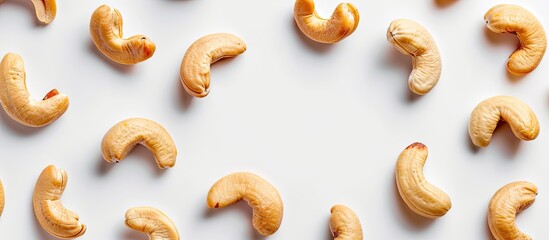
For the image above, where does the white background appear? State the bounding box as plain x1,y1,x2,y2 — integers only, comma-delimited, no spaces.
0,0,547,239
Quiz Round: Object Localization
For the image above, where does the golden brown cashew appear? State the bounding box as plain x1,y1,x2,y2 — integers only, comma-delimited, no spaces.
0,180,4,216
207,172,283,236
90,4,156,65
294,0,360,43
0,53,69,127
125,207,179,240
488,181,537,240
485,5,546,75
30,0,56,24
330,205,363,240
101,118,177,169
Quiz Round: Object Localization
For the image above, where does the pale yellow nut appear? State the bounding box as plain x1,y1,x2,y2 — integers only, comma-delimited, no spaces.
485,4,546,75
0,53,69,127
33,165,86,239
0,180,4,217
180,33,246,98
101,118,177,169
329,205,363,240
125,207,179,240
90,4,156,65
488,181,537,240
387,19,441,95
207,172,283,236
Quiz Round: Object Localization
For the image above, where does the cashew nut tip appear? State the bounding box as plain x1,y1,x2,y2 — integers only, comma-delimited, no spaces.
180,33,246,98
485,4,546,75
0,53,69,127
90,4,156,65
0,180,4,217
33,165,86,239
29,0,56,24
329,205,363,240
207,172,283,236
125,207,179,240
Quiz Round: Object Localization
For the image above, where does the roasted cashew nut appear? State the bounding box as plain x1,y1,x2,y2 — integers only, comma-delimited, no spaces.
0,53,69,127
207,172,283,236
1,0,57,24
125,207,179,240
0,180,4,217
330,205,363,240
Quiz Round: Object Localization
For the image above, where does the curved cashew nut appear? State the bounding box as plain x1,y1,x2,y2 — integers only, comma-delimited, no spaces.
395,142,451,219
0,180,4,217
101,118,177,169
207,172,283,236
29,0,57,24
293,0,360,43
468,96,539,147
488,181,537,240
180,33,246,98
329,205,363,240
485,5,546,75
0,53,69,127
33,165,86,239
387,19,441,95
90,5,156,65
125,207,179,240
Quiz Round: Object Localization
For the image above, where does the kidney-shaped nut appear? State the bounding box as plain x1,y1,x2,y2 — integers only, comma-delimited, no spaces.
125,207,179,240
0,180,4,217
330,205,363,240
485,4,546,75
468,96,539,147
29,0,57,24
488,181,537,240
207,172,283,236
101,118,177,169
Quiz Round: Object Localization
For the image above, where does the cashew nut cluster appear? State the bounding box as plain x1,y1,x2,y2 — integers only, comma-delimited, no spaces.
125,207,179,240
330,205,363,240
0,180,4,217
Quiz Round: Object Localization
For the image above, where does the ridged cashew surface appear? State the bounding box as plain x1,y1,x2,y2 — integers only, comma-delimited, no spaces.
485,4,546,75
0,53,69,127
207,172,283,236
33,165,86,239
387,19,441,95
293,0,360,43
395,142,451,219
180,33,246,98
468,96,539,147
488,181,537,240
0,180,4,217
101,118,177,169
125,207,179,240
90,4,156,65
329,205,363,240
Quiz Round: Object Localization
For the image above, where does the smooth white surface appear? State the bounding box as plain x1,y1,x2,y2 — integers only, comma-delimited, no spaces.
0,0,547,239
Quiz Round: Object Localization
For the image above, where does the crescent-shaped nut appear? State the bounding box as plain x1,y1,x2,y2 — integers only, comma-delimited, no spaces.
395,142,451,219
329,205,363,240
0,53,69,127
30,0,56,24
0,180,4,217
485,4,546,75
488,181,537,240
387,19,441,95
180,33,246,98
125,207,179,240
468,96,539,147
33,165,86,239
90,4,156,65
207,172,283,236
293,0,360,44
101,118,177,169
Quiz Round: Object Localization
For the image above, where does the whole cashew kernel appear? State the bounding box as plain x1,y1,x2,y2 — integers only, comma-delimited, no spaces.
125,207,179,240
0,180,4,217
330,205,363,240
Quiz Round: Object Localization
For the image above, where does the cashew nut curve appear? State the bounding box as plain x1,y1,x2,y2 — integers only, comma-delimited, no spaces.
33,165,86,239
2,0,57,24
207,172,283,236
485,4,546,75
0,53,69,127
0,180,4,217
294,0,360,43
180,33,246,98
330,205,363,240
90,4,156,65
387,19,441,95
125,207,179,240
488,181,537,240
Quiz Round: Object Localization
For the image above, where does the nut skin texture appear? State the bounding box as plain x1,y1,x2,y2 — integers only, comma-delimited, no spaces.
90,5,156,65
488,181,537,240
180,33,247,98
31,0,56,24
125,207,179,240
0,53,69,127
0,180,4,217
329,205,363,240
387,19,441,95
468,96,539,148
207,172,283,236
395,142,452,219
485,5,546,76
101,118,177,169
294,0,360,44
33,165,86,239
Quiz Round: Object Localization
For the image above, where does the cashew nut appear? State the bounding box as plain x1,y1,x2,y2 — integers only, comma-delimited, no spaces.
101,118,177,169
488,181,537,240
0,53,69,127
207,172,283,236
293,0,360,43
485,4,546,75
90,4,156,65
387,19,441,95
180,33,246,98
0,180,4,217
329,205,363,240
395,142,451,219
33,165,86,239
125,206,179,240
